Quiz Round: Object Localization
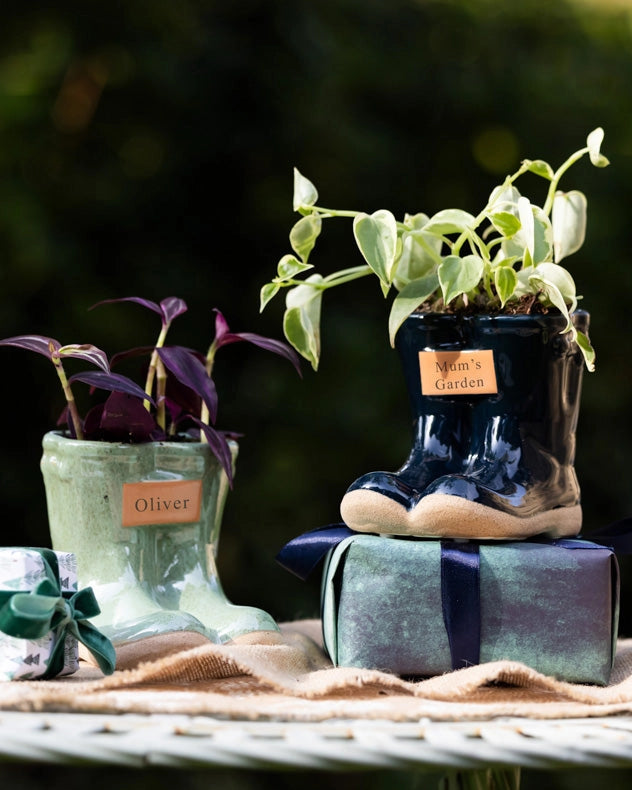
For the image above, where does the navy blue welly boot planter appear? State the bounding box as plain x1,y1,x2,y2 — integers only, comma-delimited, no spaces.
340,310,589,539
340,313,470,530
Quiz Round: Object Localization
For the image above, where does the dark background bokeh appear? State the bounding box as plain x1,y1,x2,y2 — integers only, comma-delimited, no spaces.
1,0,632,786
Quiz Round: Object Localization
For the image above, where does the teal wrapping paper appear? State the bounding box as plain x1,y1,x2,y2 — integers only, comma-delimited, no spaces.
321,536,619,685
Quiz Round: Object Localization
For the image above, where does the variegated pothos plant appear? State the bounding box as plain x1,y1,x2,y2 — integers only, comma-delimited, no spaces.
261,128,609,372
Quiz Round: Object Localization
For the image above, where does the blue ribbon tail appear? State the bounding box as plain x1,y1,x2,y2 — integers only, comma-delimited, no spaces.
440,541,481,671
276,523,357,581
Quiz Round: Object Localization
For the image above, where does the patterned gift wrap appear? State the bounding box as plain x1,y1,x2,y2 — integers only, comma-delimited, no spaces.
321,535,619,685
0,548,79,680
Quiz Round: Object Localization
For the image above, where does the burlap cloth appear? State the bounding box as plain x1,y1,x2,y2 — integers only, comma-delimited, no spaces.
3,621,632,722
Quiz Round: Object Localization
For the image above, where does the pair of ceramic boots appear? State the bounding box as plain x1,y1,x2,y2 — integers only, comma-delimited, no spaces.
340,311,589,540
40,435,280,666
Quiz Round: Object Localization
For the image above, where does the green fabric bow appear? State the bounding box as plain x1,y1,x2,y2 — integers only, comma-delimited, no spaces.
0,548,115,678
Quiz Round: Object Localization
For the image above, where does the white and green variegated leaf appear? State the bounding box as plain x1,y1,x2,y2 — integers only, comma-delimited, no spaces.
283,274,324,370
488,183,521,213
388,272,440,345
293,168,319,212
518,197,535,260
488,211,521,238
439,255,485,305
393,231,442,289
522,159,555,180
422,209,476,236
289,215,322,262
353,209,398,287
260,282,281,311
587,127,610,168
403,212,430,231
277,254,313,281
529,262,577,332
511,200,553,266
494,265,518,307
576,330,596,372
552,190,587,262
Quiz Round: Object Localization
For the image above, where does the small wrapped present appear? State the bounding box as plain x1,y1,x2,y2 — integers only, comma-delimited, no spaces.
320,534,619,685
0,547,115,680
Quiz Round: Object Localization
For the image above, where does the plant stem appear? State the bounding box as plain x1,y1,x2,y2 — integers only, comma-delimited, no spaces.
144,323,170,411
310,205,360,218
154,356,167,430
52,356,84,440
276,266,373,291
199,340,217,442
543,147,589,215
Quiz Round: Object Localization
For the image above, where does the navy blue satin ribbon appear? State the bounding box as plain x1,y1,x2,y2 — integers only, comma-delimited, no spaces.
276,524,356,580
276,521,631,673
440,541,480,669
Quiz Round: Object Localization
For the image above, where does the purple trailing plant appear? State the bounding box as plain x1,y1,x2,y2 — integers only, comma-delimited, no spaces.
0,297,301,485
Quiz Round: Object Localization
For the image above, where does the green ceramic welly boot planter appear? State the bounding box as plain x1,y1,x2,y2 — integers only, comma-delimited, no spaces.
41,432,280,661
139,439,280,644
0,299,299,667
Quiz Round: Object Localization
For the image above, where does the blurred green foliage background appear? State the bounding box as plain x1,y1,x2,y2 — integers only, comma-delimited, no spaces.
2,0,632,786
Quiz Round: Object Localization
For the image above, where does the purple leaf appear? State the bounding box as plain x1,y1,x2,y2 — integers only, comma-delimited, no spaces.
213,309,231,344
159,297,188,325
59,344,110,372
91,296,187,328
69,370,155,405
184,416,235,487
214,330,302,375
98,392,159,443
0,335,61,359
157,346,218,423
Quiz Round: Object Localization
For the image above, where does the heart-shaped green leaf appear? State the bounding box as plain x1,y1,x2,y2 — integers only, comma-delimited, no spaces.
293,168,319,212
494,265,518,307
277,254,314,281
394,231,441,289
353,210,398,287
422,209,476,236
388,272,440,345
552,190,587,262
283,275,324,370
523,159,555,180
489,211,521,238
439,255,485,305
587,127,609,168
259,282,281,312
290,215,322,262
529,262,577,332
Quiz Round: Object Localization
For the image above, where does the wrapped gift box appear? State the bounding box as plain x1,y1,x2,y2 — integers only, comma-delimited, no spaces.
321,535,619,685
0,548,79,681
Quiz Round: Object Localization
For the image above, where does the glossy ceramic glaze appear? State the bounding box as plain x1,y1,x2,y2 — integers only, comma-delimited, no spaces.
341,311,588,538
41,432,279,645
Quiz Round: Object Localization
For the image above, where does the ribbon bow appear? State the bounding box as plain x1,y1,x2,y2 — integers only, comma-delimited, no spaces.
0,550,115,678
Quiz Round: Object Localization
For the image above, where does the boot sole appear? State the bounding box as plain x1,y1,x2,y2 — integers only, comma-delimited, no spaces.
340,489,582,540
